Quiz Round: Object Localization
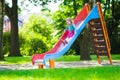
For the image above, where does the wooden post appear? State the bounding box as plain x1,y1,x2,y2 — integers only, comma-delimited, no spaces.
97,55,101,64
38,64,43,69
49,59,54,68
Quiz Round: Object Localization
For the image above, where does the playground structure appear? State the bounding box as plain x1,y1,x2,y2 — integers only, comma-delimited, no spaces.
32,2,112,68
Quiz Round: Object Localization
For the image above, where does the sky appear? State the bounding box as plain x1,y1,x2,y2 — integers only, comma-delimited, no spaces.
6,0,61,15
5,0,62,24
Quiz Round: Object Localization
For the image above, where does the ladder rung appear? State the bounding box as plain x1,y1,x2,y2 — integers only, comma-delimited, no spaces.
95,47,107,51
97,53,108,56
92,33,103,36
94,39,104,42
96,50,108,55
93,18,101,23
94,42,105,45
94,39,104,41
90,24,102,28
91,29,103,34
92,36,104,39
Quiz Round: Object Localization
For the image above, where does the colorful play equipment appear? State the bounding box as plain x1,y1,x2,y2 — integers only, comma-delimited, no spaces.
89,2,112,64
32,2,112,68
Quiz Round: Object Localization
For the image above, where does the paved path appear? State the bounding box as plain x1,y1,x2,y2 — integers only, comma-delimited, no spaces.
0,60,120,70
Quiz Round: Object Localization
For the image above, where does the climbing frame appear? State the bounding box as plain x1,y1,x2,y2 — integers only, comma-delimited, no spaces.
89,2,112,64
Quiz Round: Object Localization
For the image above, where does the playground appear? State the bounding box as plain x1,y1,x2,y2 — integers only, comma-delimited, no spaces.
0,1,120,80
0,54,120,70
0,1,119,70
31,2,113,68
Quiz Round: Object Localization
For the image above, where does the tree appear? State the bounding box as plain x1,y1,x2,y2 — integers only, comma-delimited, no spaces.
80,0,100,60
19,14,55,56
4,0,60,56
4,0,61,57
0,0,4,60
105,0,120,53
5,0,21,56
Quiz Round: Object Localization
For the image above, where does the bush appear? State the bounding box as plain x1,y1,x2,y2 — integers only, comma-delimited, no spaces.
19,14,58,56
19,33,49,56
65,49,76,55
3,32,10,55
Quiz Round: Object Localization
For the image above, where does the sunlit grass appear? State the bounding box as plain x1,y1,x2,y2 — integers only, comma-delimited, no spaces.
0,54,120,80
0,66,120,80
0,56,31,64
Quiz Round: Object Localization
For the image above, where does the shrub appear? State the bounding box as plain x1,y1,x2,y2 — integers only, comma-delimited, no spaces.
19,14,58,56
3,32,10,55
65,49,76,55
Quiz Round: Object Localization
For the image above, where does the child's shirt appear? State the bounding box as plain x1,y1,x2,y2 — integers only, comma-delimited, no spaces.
65,24,75,32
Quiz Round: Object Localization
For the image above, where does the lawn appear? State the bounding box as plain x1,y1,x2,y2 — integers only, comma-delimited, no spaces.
1,54,120,64
0,66,120,80
0,54,120,80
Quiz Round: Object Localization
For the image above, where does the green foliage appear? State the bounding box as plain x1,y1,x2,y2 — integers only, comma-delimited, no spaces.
28,0,58,6
110,35,120,54
65,49,76,55
19,14,57,56
104,1,120,54
3,32,10,55
52,0,83,32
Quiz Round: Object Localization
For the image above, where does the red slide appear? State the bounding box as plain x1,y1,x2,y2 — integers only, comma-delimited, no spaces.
32,4,89,65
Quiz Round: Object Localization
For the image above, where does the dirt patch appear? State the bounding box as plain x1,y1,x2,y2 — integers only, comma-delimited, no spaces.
0,60,120,70
55,60,120,68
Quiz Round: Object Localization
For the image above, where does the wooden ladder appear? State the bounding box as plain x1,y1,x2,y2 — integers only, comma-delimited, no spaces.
89,2,112,64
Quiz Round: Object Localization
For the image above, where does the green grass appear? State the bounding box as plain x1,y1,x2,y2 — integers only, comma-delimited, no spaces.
55,54,120,61
0,56,31,64
0,54,120,80
0,54,120,64
0,66,120,80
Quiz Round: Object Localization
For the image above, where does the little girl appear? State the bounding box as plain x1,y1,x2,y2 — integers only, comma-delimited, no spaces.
62,18,75,45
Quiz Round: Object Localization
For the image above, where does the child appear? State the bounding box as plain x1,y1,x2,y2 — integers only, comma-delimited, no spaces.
62,18,75,45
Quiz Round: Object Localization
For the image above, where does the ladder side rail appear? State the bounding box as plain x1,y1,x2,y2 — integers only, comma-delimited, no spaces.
97,2,112,64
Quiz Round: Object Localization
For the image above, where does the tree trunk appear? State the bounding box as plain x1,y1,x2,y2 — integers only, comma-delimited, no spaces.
112,0,115,17
8,0,21,56
80,27,91,60
79,0,91,60
73,0,77,16
0,0,4,60
80,0,96,60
